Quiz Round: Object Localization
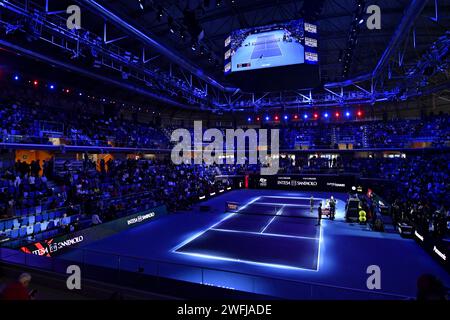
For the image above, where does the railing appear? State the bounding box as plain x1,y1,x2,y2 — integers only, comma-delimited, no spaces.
0,246,414,300
0,134,167,149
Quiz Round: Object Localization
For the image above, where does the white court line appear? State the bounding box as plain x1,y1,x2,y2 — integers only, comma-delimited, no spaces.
173,195,323,272
253,202,311,207
211,227,319,241
171,196,262,252
175,250,318,272
261,196,326,200
260,205,285,234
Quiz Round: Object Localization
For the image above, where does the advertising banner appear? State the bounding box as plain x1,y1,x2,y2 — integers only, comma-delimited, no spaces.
250,174,356,192
20,205,167,257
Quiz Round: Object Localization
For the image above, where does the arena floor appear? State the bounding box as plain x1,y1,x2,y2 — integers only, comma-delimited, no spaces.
61,189,450,299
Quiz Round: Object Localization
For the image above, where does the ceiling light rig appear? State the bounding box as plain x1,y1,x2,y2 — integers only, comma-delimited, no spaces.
342,0,366,79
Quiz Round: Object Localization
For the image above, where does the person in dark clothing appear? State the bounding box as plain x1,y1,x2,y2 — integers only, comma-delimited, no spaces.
416,274,447,300
317,203,322,226
329,196,336,220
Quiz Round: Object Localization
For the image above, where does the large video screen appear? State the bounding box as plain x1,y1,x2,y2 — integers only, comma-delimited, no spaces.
224,19,318,74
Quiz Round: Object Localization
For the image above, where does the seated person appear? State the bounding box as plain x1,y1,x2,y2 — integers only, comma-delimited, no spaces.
60,213,71,232
91,213,102,226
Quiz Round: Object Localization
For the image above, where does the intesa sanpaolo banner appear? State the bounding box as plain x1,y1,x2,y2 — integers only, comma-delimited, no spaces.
20,205,167,257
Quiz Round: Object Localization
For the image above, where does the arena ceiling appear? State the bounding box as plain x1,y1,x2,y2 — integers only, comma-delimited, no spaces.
1,0,449,110
87,0,449,83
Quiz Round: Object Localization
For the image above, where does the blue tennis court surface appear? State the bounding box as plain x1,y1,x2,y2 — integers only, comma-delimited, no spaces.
251,35,282,59
232,30,304,72
174,196,323,271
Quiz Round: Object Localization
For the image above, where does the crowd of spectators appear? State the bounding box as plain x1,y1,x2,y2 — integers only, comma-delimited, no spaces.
384,154,450,239
1,157,237,224
2,82,449,151
281,115,450,149
0,84,168,148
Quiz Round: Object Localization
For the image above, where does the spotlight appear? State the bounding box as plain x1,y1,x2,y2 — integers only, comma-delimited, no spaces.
294,114,299,120
346,111,351,117
265,116,270,121
49,84,55,90
274,115,279,121
313,113,319,119
256,116,260,121
247,117,252,122
324,113,329,118
357,111,363,117
13,75,19,81
284,115,288,120
335,112,340,118
33,80,38,86
65,89,70,93
303,114,308,119
79,93,83,96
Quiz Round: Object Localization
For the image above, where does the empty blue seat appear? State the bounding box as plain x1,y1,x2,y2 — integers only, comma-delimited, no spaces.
47,221,55,230
0,221,4,231
35,215,43,223
33,223,41,234
26,226,34,235
42,213,49,221
21,217,28,226
11,229,19,239
5,220,13,230
19,227,27,238
28,216,35,225
55,211,62,218
49,212,55,220
40,221,48,231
